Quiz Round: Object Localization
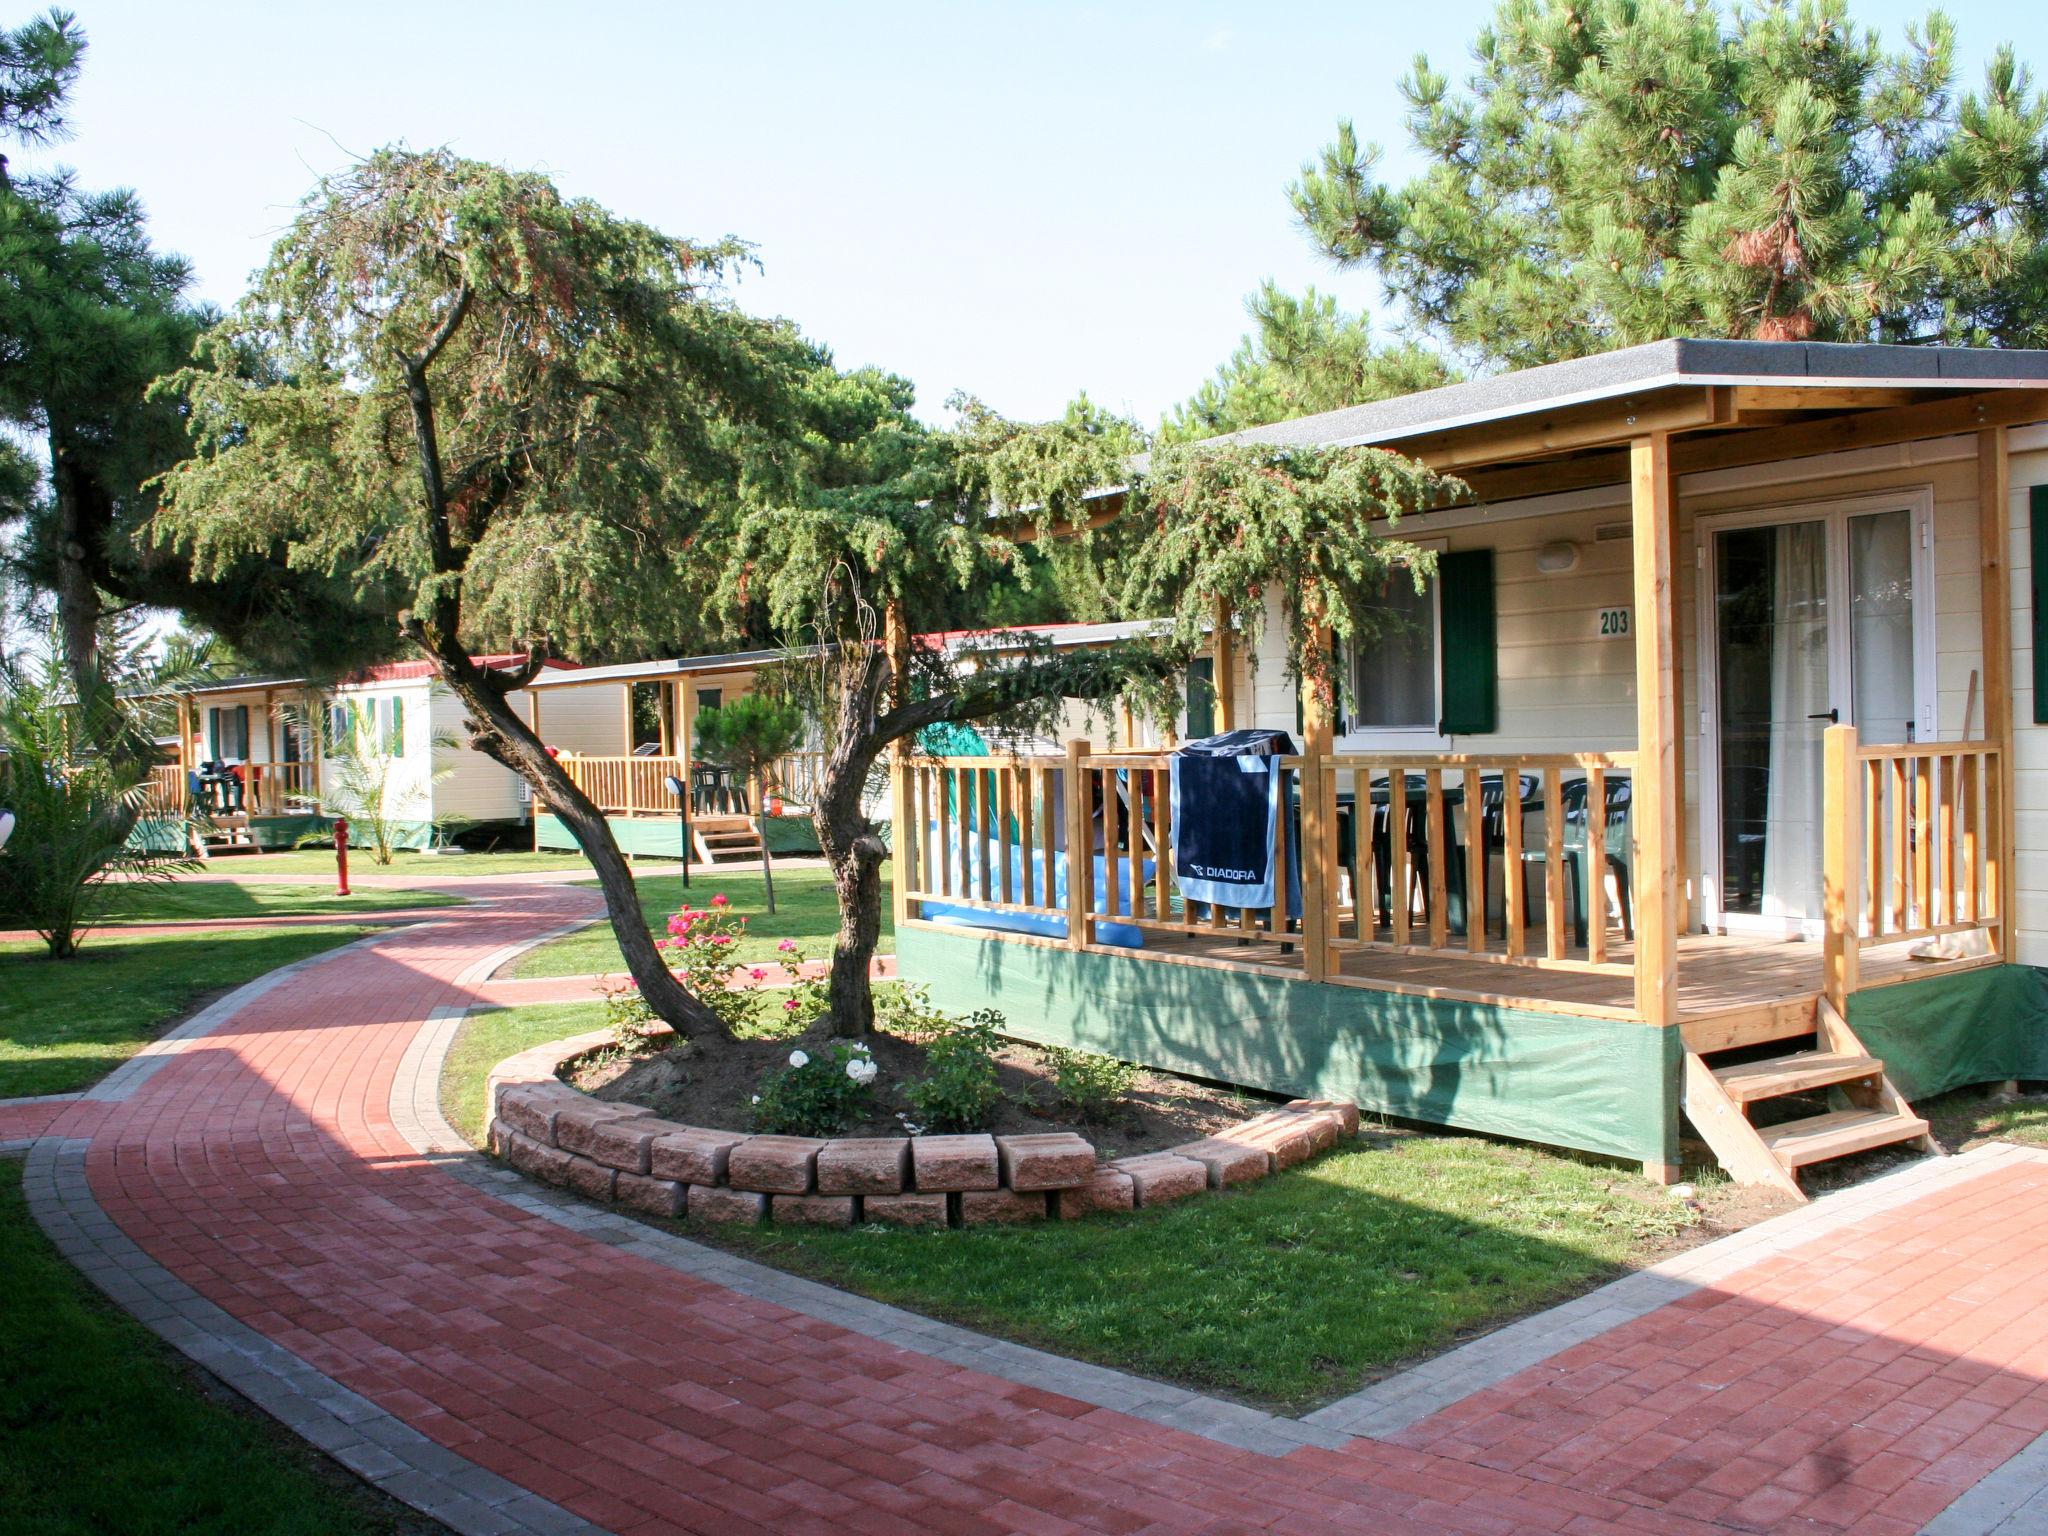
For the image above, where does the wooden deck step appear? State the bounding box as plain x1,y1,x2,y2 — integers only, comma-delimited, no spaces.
1713,1050,1883,1103
1757,1108,1932,1169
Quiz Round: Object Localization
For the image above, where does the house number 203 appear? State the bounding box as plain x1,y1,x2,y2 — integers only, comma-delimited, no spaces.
1597,607,1632,638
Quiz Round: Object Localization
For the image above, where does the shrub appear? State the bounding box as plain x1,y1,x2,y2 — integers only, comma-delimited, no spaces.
874,981,953,1043
601,981,661,1052
1040,1044,1138,1125
655,895,759,1034
751,1042,879,1136
903,1010,1005,1133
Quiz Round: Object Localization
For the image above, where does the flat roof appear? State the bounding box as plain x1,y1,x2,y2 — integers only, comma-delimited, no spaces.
1213,338,2048,453
526,647,797,689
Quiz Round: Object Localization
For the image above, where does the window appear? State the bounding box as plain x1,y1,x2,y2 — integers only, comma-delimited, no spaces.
1185,657,1216,740
1348,568,1439,732
327,703,349,747
206,705,250,761
386,697,405,757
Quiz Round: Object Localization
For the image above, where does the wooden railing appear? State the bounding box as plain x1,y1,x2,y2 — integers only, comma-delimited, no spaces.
143,764,184,814
1824,724,2003,1002
165,760,320,818
1315,753,1638,977
553,751,821,817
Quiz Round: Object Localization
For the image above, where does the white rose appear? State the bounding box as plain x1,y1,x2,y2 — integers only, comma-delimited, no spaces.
788,1049,810,1068
750,1094,761,1104
846,1058,877,1084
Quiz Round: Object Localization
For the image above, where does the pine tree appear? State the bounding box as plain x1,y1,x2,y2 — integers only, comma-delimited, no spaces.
1161,282,1457,443
1289,0,2048,364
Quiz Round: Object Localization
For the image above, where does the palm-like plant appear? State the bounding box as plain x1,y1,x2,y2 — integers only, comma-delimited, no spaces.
0,642,193,956
298,703,458,866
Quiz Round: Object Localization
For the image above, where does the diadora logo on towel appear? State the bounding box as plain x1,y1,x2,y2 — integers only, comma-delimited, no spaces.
1187,863,1258,881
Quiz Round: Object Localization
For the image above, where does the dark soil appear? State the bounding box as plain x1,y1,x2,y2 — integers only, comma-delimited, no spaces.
571,1019,1274,1155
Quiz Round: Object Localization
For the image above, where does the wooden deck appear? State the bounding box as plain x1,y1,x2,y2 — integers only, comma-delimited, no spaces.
1058,920,1994,1022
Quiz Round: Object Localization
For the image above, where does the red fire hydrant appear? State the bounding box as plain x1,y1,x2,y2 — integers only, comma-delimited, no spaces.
333,818,351,896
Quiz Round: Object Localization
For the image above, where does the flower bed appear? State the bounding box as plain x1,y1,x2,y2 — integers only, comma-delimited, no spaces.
486,1029,1360,1228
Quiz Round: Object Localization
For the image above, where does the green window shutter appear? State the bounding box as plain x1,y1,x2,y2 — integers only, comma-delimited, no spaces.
233,706,249,759
389,697,405,757
2033,485,2047,725
1437,549,1498,735
206,708,219,760
1186,657,1215,739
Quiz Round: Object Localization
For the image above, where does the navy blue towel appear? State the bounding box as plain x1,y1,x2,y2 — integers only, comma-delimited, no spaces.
1171,729,1299,914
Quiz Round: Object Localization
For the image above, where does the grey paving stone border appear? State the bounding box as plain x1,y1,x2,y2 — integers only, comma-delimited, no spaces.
405,966,2048,1471
22,1138,606,1536
1308,1141,2048,1438
17,901,612,1536
1925,1425,2048,1534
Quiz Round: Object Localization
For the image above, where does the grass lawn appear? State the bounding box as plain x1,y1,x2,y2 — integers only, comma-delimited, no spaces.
438,1001,610,1148
0,1159,438,1536
513,864,888,978
1922,1082,2048,1149
183,847,635,878
102,882,459,923
439,998,1699,1411
0,927,382,1098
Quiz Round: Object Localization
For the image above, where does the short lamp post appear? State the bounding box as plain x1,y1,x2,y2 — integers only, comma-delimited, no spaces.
663,774,691,889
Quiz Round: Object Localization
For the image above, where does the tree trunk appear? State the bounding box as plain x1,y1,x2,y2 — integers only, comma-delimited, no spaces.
811,671,887,1037
815,792,886,1039
755,801,777,915
48,419,107,705
430,656,732,1040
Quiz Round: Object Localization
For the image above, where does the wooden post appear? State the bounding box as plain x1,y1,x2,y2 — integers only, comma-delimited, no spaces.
1666,454,1691,933
1823,723,1862,1014
886,600,914,927
1064,739,1092,949
1211,596,1235,733
1630,433,1681,1032
1977,427,2013,955
1299,632,1335,981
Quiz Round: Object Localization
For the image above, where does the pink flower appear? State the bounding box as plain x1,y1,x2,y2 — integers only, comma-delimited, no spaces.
710,933,733,945
710,893,729,907
748,968,767,982
783,997,799,1011
776,939,798,953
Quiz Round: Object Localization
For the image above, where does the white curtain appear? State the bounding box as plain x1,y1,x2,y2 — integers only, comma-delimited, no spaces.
1849,510,1916,746
1761,522,1830,922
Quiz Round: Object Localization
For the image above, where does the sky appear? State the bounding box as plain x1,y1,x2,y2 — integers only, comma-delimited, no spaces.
30,0,2048,429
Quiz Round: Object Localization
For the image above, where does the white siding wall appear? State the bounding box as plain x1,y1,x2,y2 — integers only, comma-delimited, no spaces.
2008,440,2046,968
324,680,437,825
532,682,628,756
426,685,530,824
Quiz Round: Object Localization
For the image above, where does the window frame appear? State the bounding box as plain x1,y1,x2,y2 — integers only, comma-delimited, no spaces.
1338,537,1447,748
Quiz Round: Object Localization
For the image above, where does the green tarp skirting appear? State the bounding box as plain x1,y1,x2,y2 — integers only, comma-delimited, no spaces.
1847,964,2048,1099
898,923,1680,1165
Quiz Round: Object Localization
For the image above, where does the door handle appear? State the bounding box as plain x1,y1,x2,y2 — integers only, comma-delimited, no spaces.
1807,709,1840,723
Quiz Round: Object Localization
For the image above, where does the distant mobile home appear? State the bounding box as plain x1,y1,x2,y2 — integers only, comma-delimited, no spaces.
150,655,584,852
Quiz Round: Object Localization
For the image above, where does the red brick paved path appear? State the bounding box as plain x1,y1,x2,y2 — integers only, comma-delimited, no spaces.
12,878,2048,1534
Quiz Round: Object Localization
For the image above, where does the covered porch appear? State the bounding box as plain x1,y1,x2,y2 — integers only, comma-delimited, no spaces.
521,649,824,862
890,340,2047,1191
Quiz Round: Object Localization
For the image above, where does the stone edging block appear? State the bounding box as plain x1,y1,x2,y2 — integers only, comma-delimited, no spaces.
482,1031,1356,1231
